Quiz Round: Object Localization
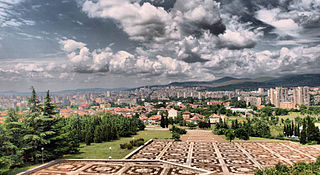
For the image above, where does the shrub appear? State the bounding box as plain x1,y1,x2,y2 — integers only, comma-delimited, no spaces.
136,138,144,142
120,144,127,149
136,140,144,146
130,140,136,146
255,157,320,175
172,132,181,141
170,125,187,135
126,143,133,150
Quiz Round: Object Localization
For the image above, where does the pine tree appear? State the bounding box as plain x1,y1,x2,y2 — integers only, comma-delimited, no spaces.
160,115,165,128
28,87,41,113
165,116,169,128
300,127,307,144
85,129,92,146
94,127,101,143
43,90,56,117
291,121,295,136
284,124,287,137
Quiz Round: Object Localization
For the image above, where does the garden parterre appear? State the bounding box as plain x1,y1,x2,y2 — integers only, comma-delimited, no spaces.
130,131,320,174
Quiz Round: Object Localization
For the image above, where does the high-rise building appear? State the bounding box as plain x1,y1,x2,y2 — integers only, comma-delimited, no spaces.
245,96,262,107
258,88,264,95
293,86,310,106
268,87,288,107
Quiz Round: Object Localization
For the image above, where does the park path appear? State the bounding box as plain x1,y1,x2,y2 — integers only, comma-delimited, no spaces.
180,130,228,143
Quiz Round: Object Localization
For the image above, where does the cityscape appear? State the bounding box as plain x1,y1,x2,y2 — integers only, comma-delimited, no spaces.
0,85,319,120
1,0,320,175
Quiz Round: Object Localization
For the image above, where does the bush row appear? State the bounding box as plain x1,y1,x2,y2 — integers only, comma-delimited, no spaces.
120,138,145,150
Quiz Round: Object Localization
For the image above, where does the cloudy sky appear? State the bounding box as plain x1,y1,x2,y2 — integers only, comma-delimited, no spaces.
0,0,320,91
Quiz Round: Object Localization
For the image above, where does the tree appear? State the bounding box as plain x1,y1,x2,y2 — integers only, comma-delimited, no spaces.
299,120,308,144
28,87,41,113
225,129,235,142
85,128,93,146
235,128,249,140
164,116,169,128
160,115,165,128
43,90,56,116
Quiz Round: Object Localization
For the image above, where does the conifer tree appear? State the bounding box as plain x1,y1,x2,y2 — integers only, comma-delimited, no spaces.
165,116,169,128
43,90,56,117
300,127,307,144
160,115,165,128
28,87,41,113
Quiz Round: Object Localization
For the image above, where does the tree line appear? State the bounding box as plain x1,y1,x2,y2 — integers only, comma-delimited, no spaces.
0,88,145,173
283,116,320,144
214,117,271,142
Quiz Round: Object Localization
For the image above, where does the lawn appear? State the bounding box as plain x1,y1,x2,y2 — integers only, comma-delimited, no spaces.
65,129,171,159
3,130,171,175
3,164,41,175
218,135,283,141
277,112,320,120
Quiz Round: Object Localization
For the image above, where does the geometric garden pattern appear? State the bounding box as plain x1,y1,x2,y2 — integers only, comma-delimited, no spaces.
131,140,320,174
20,130,320,175
24,160,211,175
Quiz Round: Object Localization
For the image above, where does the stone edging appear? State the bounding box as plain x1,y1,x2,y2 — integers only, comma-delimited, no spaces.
17,159,212,175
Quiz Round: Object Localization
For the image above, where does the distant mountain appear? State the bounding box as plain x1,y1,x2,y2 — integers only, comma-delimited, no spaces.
0,88,128,96
1,74,319,96
203,74,320,91
168,76,239,87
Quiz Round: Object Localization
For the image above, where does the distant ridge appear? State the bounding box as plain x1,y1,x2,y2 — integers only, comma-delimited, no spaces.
203,74,320,90
1,74,319,95
153,74,320,90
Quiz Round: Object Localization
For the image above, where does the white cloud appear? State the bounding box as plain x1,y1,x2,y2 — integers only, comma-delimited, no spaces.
82,0,171,41
59,39,87,52
256,8,301,37
58,39,213,80
0,0,35,28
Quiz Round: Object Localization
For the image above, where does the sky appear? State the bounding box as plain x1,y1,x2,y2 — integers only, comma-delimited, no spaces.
0,0,320,92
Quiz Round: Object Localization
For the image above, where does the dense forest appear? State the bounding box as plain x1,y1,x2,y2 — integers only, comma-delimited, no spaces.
0,88,145,173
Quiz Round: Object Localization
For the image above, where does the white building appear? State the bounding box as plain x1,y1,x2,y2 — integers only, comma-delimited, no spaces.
168,108,178,118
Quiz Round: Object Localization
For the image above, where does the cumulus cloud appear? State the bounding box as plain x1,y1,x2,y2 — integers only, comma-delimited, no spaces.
82,0,171,41
81,0,228,42
80,0,263,65
256,8,301,37
2,0,320,91
58,39,212,80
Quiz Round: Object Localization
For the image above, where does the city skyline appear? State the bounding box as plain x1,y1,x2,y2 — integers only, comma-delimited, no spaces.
1,0,320,91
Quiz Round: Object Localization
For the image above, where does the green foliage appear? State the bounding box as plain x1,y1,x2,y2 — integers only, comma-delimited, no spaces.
170,125,187,135
225,129,235,142
235,128,249,140
299,116,320,144
172,132,181,141
198,120,211,129
230,100,246,108
255,157,320,175
300,105,320,115
215,118,271,140
27,87,42,113
187,122,196,129
0,87,146,173
126,143,133,150
43,90,57,116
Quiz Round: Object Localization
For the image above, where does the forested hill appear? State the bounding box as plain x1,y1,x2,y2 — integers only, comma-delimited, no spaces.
154,74,320,90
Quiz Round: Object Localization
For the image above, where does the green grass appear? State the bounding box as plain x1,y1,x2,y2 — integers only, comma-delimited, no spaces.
3,164,41,175
277,112,320,120
2,130,171,175
218,135,283,141
65,130,171,159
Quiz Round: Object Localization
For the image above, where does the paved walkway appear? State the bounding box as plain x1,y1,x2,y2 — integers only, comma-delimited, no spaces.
180,130,228,143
